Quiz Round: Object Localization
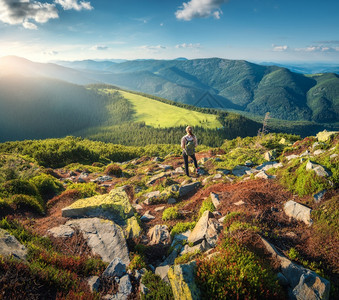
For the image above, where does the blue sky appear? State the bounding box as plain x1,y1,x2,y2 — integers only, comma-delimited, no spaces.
0,0,338,63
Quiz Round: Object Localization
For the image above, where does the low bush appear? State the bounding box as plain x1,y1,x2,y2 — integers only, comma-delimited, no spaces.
174,250,201,265
10,194,45,215
2,179,40,199
104,163,123,177
29,173,64,198
196,237,283,299
66,182,98,198
162,207,180,221
141,271,173,300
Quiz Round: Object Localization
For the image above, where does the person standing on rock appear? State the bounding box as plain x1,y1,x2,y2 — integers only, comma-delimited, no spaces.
181,126,199,177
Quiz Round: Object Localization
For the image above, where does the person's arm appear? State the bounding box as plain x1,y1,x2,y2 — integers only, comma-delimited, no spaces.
181,136,186,149
194,136,198,147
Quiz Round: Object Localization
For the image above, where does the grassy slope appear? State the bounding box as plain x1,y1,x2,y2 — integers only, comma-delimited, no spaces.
116,90,222,128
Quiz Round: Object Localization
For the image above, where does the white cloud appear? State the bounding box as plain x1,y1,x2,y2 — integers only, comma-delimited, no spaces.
55,0,92,11
0,0,59,29
295,46,339,52
175,0,228,21
176,43,201,49
140,45,167,50
90,45,108,51
43,50,58,55
272,45,288,52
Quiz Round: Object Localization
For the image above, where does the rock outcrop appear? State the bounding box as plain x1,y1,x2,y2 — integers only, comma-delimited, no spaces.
0,228,27,260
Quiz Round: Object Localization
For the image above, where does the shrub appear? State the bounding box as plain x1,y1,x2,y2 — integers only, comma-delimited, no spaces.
223,212,242,226
128,254,147,271
174,250,201,265
141,271,173,300
196,238,283,299
198,198,215,219
10,194,45,215
66,182,98,198
228,221,260,234
170,221,196,238
104,164,122,177
162,207,180,221
3,179,40,199
30,173,64,198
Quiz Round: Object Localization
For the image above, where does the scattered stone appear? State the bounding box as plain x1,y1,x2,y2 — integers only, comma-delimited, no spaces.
179,182,201,197
213,173,223,180
61,218,130,264
313,149,325,155
218,215,226,223
47,224,75,238
87,276,100,292
174,167,184,174
300,150,310,157
155,265,170,282
154,206,166,212
216,168,231,175
188,210,222,248
244,160,254,166
125,216,142,239
103,258,127,278
140,211,155,222
139,283,149,296
181,239,209,255
0,228,27,260
286,154,299,161
77,177,86,183
198,157,209,165
148,225,171,246
316,130,338,142
118,275,132,297
255,171,270,179
306,161,330,177
147,172,170,185
232,165,251,177
256,161,283,171
330,153,338,159
245,168,259,175
153,157,162,162
61,186,134,225
261,238,330,300
214,157,222,162
284,200,312,226
167,198,177,204
264,149,277,161
279,138,287,145
168,262,201,300
94,175,113,182
143,191,160,205
234,200,245,206
158,164,173,171
132,204,143,211
313,190,327,203
210,192,220,208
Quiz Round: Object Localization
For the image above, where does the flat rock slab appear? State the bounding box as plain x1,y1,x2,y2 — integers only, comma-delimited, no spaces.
51,218,130,264
210,192,220,208
284,200,312,226
232,165,251,177
0,228,27,260
256,161,283,171
179,182,201,197
62,186,134,225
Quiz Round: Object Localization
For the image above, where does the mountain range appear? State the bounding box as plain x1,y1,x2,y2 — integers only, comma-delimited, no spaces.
0,56,338,124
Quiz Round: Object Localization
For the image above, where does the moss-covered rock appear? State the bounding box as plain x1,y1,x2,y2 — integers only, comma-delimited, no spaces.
61,186,134,225
125,216,142,238
168,262,201,300
316,130,338,142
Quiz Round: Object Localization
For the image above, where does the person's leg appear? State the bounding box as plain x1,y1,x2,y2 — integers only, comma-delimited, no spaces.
183,152,189,176
190,154,198,169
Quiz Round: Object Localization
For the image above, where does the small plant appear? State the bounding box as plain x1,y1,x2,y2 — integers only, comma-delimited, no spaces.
228,221,260,233
174,250,201,265
128,253,147,271
198,198,215,219
287,247,300,261
170,221,196,238
29,173,64,198
66,182,98,198
162,207,180,221
10,194,45,215
104,163,122,177
141,271,173,300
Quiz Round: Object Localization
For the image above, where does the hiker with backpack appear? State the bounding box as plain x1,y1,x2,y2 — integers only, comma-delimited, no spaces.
181,126,199,177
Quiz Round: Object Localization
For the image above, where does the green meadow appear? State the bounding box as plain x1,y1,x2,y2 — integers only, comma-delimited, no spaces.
117,90,222,128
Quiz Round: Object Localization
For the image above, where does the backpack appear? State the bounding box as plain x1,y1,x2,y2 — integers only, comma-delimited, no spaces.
185,137,195,156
